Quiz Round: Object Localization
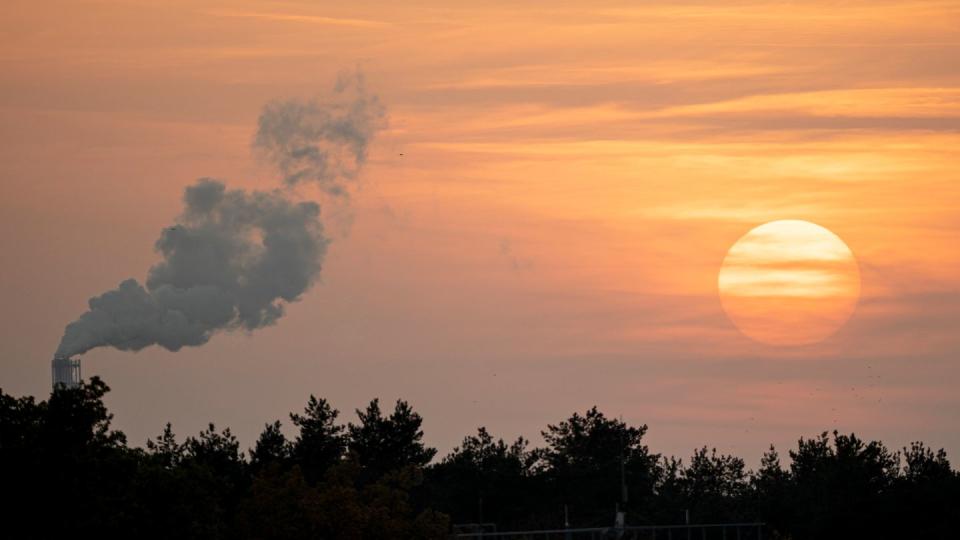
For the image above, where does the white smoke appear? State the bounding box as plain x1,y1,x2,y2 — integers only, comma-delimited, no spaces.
254,70,386,195
56,180,328,357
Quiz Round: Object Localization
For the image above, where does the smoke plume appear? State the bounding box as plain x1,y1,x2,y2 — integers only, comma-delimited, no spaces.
56,72,384,359
56,180,327,357
254,70,386,195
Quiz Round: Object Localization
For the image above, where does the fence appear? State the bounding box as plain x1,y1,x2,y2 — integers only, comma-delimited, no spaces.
452,522,765,540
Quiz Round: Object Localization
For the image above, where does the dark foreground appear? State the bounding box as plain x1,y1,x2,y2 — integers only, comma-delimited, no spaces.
1,378,957,539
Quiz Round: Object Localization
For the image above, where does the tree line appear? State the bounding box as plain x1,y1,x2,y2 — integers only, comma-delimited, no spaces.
1,377,957,539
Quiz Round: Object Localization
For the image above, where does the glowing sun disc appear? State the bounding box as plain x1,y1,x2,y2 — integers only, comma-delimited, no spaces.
718,220,860,346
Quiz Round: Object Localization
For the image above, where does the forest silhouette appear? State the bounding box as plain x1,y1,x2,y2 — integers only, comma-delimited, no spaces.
2,377,957,539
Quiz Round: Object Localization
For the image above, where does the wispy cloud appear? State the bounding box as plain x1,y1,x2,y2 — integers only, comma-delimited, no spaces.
209,10,390,28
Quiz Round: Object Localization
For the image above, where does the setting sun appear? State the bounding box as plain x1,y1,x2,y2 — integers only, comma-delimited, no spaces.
718,220,861,346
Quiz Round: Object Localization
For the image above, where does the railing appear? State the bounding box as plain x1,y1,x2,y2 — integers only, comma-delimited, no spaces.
452,522,765,540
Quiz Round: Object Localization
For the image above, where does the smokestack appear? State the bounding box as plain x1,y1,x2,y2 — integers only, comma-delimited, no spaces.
52,355,81,389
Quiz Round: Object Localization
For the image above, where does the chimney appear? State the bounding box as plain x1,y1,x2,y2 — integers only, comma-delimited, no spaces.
52,355,81,389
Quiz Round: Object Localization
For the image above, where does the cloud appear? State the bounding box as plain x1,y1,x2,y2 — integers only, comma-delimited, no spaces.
210,10,389,28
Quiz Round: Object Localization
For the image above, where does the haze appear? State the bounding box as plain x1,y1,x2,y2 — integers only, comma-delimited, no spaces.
1,0,959,464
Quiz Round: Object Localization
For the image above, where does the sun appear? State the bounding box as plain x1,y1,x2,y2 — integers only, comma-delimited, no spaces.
718,220,861,346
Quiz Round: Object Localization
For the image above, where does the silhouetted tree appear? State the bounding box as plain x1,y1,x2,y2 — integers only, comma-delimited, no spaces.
138,423,221,539
902,441,952,482
183,423,245,477
788,431,900,539
891,442,959,538
348,398,436,480
250,420,292,472
652,455,686,524
235,465,324,540
146,422,183,467
428,427,532,527
751,445,790,535
290,395,345,483
1,378,136,537
0,388,46,538
535,407,659,527
42,376,127,451
0,391,43,450
4,380,960,538
137,422,248,539
681,447,750,522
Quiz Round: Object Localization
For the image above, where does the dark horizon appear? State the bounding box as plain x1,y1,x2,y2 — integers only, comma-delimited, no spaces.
3,377,957,538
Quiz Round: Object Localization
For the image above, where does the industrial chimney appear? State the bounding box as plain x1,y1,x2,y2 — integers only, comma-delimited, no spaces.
52,355,81,389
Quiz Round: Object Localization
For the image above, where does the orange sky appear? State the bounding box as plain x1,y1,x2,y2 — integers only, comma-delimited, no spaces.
2,0,959,463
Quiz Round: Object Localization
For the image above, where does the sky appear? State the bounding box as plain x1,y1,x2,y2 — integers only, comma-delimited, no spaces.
1,0,959,466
